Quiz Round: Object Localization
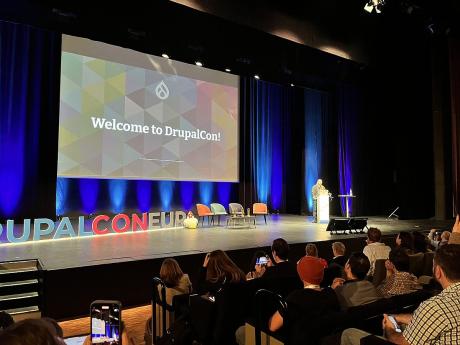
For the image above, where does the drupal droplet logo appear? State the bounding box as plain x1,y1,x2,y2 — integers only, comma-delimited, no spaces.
155,80,169,100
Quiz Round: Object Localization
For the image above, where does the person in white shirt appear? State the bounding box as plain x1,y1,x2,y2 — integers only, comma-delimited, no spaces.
363,227,391,277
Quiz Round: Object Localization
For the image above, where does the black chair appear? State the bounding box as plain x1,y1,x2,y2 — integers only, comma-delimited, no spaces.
253,289,287,345
361,335,393,345
372,259,387,287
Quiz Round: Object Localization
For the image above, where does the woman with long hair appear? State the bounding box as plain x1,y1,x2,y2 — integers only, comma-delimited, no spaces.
159,258,192,305
202,250,246,289
395,231,414,254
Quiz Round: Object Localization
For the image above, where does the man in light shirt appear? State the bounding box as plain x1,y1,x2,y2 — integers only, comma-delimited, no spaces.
363,227,391,277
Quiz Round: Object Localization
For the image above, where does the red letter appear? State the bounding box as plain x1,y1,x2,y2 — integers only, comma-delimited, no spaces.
92,215,110,235
112,214,130,233
132,213,148,231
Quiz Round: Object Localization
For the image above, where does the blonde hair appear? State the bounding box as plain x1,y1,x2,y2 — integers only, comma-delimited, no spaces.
332,242,346,255
305,243,318,257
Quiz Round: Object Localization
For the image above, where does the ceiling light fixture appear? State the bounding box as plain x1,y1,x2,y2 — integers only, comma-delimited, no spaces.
161,53,169,59
195,61,203,67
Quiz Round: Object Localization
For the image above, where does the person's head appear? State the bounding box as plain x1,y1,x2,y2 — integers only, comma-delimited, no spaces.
160,258,184,287
0,311,14,331
0,319,61,345
344,252,370,280
433,244,460,288
271,238,289,262
367,227,382,244
297,256,325,286
187,211,194,218
206,250,245,284
388,247,410,272
412,231,428,253
249,250,268,271
332,242,346,257
441,231,451,242
317,179,323,185
305,243,318,257
41,318,63,339
396,232,414,251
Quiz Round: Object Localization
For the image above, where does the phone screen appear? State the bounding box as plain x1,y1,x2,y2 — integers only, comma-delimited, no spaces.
387,315,402,333
64,335,87,345
91,301,122,344
256,256,269,265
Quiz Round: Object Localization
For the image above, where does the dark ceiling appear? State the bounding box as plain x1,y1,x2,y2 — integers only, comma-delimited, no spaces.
0,0,457,88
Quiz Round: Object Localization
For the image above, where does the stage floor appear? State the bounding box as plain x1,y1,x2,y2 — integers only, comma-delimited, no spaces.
0,215,452,270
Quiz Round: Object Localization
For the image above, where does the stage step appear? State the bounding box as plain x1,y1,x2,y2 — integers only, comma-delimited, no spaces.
5,306,41,321
0,259,43,317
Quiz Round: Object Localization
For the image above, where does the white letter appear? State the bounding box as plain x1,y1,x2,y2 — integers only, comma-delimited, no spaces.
165,126,172,136
91,117,106,129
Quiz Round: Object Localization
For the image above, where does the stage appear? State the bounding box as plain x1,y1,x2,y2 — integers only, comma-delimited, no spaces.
0,215,451,270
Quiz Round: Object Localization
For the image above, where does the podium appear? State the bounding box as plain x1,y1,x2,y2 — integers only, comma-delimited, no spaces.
316,191,330,223
338,194,356,218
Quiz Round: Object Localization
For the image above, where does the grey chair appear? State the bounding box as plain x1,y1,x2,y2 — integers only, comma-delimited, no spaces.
229,203,244,216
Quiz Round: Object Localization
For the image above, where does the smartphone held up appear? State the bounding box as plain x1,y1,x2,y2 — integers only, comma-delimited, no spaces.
90,300,122,345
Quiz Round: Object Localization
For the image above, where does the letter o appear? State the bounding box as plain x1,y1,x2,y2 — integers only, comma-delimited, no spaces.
112,214,130,233
123,123,130,131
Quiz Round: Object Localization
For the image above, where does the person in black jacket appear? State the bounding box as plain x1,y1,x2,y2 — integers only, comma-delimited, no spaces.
197,250,247,345
259,238,302,297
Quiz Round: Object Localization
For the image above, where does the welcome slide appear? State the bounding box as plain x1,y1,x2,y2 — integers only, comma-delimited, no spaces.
58,35,239,182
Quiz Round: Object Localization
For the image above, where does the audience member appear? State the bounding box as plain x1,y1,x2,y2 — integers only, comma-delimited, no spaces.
246,250,268,280
412,231,430,253
428,228,450,250
377,248,421,298
341,244,460,345
322,242,347,287
0,318,62,345
183,210,198,229
269,256,339,330
395,232,414,254
305,243,328,267
260,238,302,296
159,258,192,305
268,256,340,344
363,227,391,276
332,252,381,310
0,311,14,331
199,250,247,345
330,241,347,267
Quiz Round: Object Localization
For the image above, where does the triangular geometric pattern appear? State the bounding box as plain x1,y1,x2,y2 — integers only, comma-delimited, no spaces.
58,48,239,182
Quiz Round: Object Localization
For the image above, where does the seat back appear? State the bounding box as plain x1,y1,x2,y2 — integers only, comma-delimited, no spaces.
196,203,212,216
372,259,387,286
229,203,244,215
151,277,174,342
210,203,227,215
408,252,425,277
422,251,434,276
253,203,268,214
254,289,287,345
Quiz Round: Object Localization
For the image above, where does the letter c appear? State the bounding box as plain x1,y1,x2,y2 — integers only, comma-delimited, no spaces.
92,215,110,234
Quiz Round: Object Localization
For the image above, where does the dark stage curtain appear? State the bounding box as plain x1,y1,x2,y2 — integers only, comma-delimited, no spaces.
243,78,294,213
0,21,60,220
449,38,460,215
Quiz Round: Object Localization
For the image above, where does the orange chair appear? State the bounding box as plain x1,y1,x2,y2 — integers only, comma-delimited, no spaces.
253,203,268,224
196,204,213,227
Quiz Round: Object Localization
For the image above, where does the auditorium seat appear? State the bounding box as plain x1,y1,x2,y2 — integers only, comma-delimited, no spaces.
210,203,228,226
372,259,387,286
408,252,425,277
196,204,214,227
253,203,268,224
422,251,434,276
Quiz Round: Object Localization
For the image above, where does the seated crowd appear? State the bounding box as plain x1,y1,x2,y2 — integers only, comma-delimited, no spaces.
1,218,460,345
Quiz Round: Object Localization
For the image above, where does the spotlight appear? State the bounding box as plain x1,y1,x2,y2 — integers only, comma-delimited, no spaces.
254,74,260,80
161,53,170,59
290,83,295,87
225,68,231,72
195,61,203,67
364,0,385,14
